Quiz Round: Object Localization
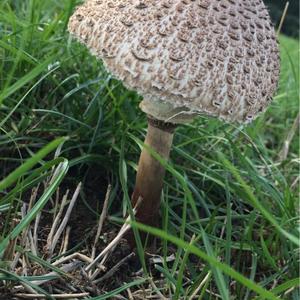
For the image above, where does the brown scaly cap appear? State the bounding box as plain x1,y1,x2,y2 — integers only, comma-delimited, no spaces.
68,0,280,123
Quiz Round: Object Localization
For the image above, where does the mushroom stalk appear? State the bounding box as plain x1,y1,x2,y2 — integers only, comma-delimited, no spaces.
130,117,176,243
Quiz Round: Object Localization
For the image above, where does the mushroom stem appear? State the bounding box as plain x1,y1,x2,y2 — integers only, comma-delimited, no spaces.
129,117,176,246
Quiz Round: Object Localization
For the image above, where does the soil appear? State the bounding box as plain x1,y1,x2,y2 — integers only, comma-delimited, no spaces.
0,165,166,299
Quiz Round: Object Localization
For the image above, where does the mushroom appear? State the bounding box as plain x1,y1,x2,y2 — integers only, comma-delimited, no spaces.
68,0,280,244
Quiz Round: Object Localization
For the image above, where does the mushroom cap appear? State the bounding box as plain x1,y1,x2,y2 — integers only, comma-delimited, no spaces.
68,0,280,123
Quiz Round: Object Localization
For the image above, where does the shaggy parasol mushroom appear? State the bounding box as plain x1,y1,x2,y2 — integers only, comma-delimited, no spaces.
68,0,280,243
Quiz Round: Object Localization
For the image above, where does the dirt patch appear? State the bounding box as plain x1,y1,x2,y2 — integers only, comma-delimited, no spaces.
0,166,170,299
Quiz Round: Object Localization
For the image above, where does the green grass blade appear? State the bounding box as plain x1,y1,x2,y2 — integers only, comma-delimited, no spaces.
129,220,280,300
0,157,65,205
0,268,55,299
0,137,67,191
201,228,230,300
271,278,300,296
0,159,69,255
174,235,197,300
219,154,299,246
89,278,146,300
0,56,55,105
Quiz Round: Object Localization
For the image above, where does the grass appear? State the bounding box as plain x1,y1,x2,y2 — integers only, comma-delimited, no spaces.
0,1,299,299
